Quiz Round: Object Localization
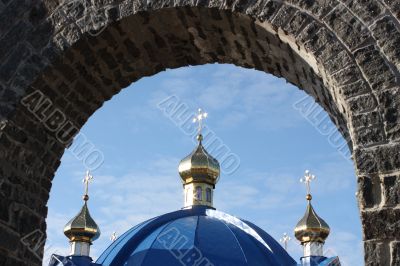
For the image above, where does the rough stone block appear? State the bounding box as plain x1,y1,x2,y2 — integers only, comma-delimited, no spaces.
392,241,400,266
0,0,30,37
271,5,296,29
355,126,385,147
348,94,377,114
339,80,370,99
283,11,310,36
357,175,381,208
0,44,31,83
314,38,342,63
332,65,360,86
354,144,400,175
354,147,379,175
287,0,339,18
361,208,400,240
60,23,82,46
323,50,353,75
0,224,19,252
0,21,31,60
9,203,42,236
364,240,390,266
355,45,397,91
383,175,400,207
258,0,282,22
376,145,400,174
371,16,400,68
304,27,332,53
351,111,382,129
378,88,400,141
347,0,384,22
323,4,370,50
383,0,400,20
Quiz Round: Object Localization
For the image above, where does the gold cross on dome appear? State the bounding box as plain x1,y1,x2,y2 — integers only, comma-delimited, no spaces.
82,170,93,199
300,170,316,197
192,108,208,134
279,232,291,250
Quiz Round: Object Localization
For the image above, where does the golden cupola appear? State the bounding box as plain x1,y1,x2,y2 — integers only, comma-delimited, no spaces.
64,171,100,257
294,197,330,244
178,109,220,208
294,170,330,259
178,134,220,186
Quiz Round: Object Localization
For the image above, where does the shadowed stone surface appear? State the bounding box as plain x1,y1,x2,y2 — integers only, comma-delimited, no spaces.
0,0,399,265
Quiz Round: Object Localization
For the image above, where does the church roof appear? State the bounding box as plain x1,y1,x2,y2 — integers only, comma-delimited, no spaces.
96,206,297,266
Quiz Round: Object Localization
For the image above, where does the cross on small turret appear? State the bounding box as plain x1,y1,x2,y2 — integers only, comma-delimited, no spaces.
192,108,208,135
82,170,94,201
110,231,118,242
280,233,291,251
300,170,316,200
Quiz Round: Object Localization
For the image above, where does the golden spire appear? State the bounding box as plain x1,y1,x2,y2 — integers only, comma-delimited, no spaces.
64,171,100,256
294,170,330,245
178,109,220,208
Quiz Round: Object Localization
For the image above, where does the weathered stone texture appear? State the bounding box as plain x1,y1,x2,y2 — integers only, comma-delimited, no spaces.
362,208,400,240
378,87,400,141
0,0,399,265
364,240,390,266
371,16,400,69
383,175,400,207
392,241,400,266
357,175,381,208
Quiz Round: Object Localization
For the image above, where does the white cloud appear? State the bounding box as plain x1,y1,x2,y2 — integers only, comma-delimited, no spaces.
143,64,307,132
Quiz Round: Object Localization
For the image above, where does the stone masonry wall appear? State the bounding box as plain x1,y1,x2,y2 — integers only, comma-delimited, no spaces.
0,0,399,265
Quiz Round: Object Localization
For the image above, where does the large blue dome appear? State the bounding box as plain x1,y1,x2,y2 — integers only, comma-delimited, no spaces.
96,206,296,266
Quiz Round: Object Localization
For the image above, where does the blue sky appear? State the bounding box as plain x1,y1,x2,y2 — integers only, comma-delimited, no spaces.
44,64,363,265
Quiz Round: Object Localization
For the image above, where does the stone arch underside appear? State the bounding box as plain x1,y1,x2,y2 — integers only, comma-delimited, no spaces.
0,0,399,265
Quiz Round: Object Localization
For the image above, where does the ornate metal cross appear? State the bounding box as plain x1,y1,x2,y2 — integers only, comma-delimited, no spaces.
280,233,291,250
300,170,316,196
192,108,208,134
83,170,94,198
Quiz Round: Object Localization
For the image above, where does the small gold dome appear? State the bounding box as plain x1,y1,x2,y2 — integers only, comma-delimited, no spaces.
178,134,220,187
64,202,100,243
294,201,330,244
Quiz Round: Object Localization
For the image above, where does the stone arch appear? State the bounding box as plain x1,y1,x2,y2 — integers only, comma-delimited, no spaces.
0,0,399,265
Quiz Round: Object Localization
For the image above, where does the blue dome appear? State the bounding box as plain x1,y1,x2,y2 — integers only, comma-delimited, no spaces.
96,206,296,266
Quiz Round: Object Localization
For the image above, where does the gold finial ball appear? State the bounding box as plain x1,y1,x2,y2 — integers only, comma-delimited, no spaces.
83,194,89,201
306,194,312,201
197,134,203,142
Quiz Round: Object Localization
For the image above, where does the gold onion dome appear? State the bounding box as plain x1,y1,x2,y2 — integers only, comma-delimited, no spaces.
294,197,330,244
294,171,330,244
64,201,100,243
178,134,220,187
64,171,100,243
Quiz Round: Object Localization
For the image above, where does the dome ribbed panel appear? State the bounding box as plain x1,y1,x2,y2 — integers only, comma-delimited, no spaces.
97,218,156,265
224,222,281,265
195,216,247,265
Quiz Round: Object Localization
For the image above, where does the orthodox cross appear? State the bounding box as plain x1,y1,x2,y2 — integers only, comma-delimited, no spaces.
300,170,316,197
192,108,208,135
82,170,93,200
280,233,291,250
110,231,118,242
